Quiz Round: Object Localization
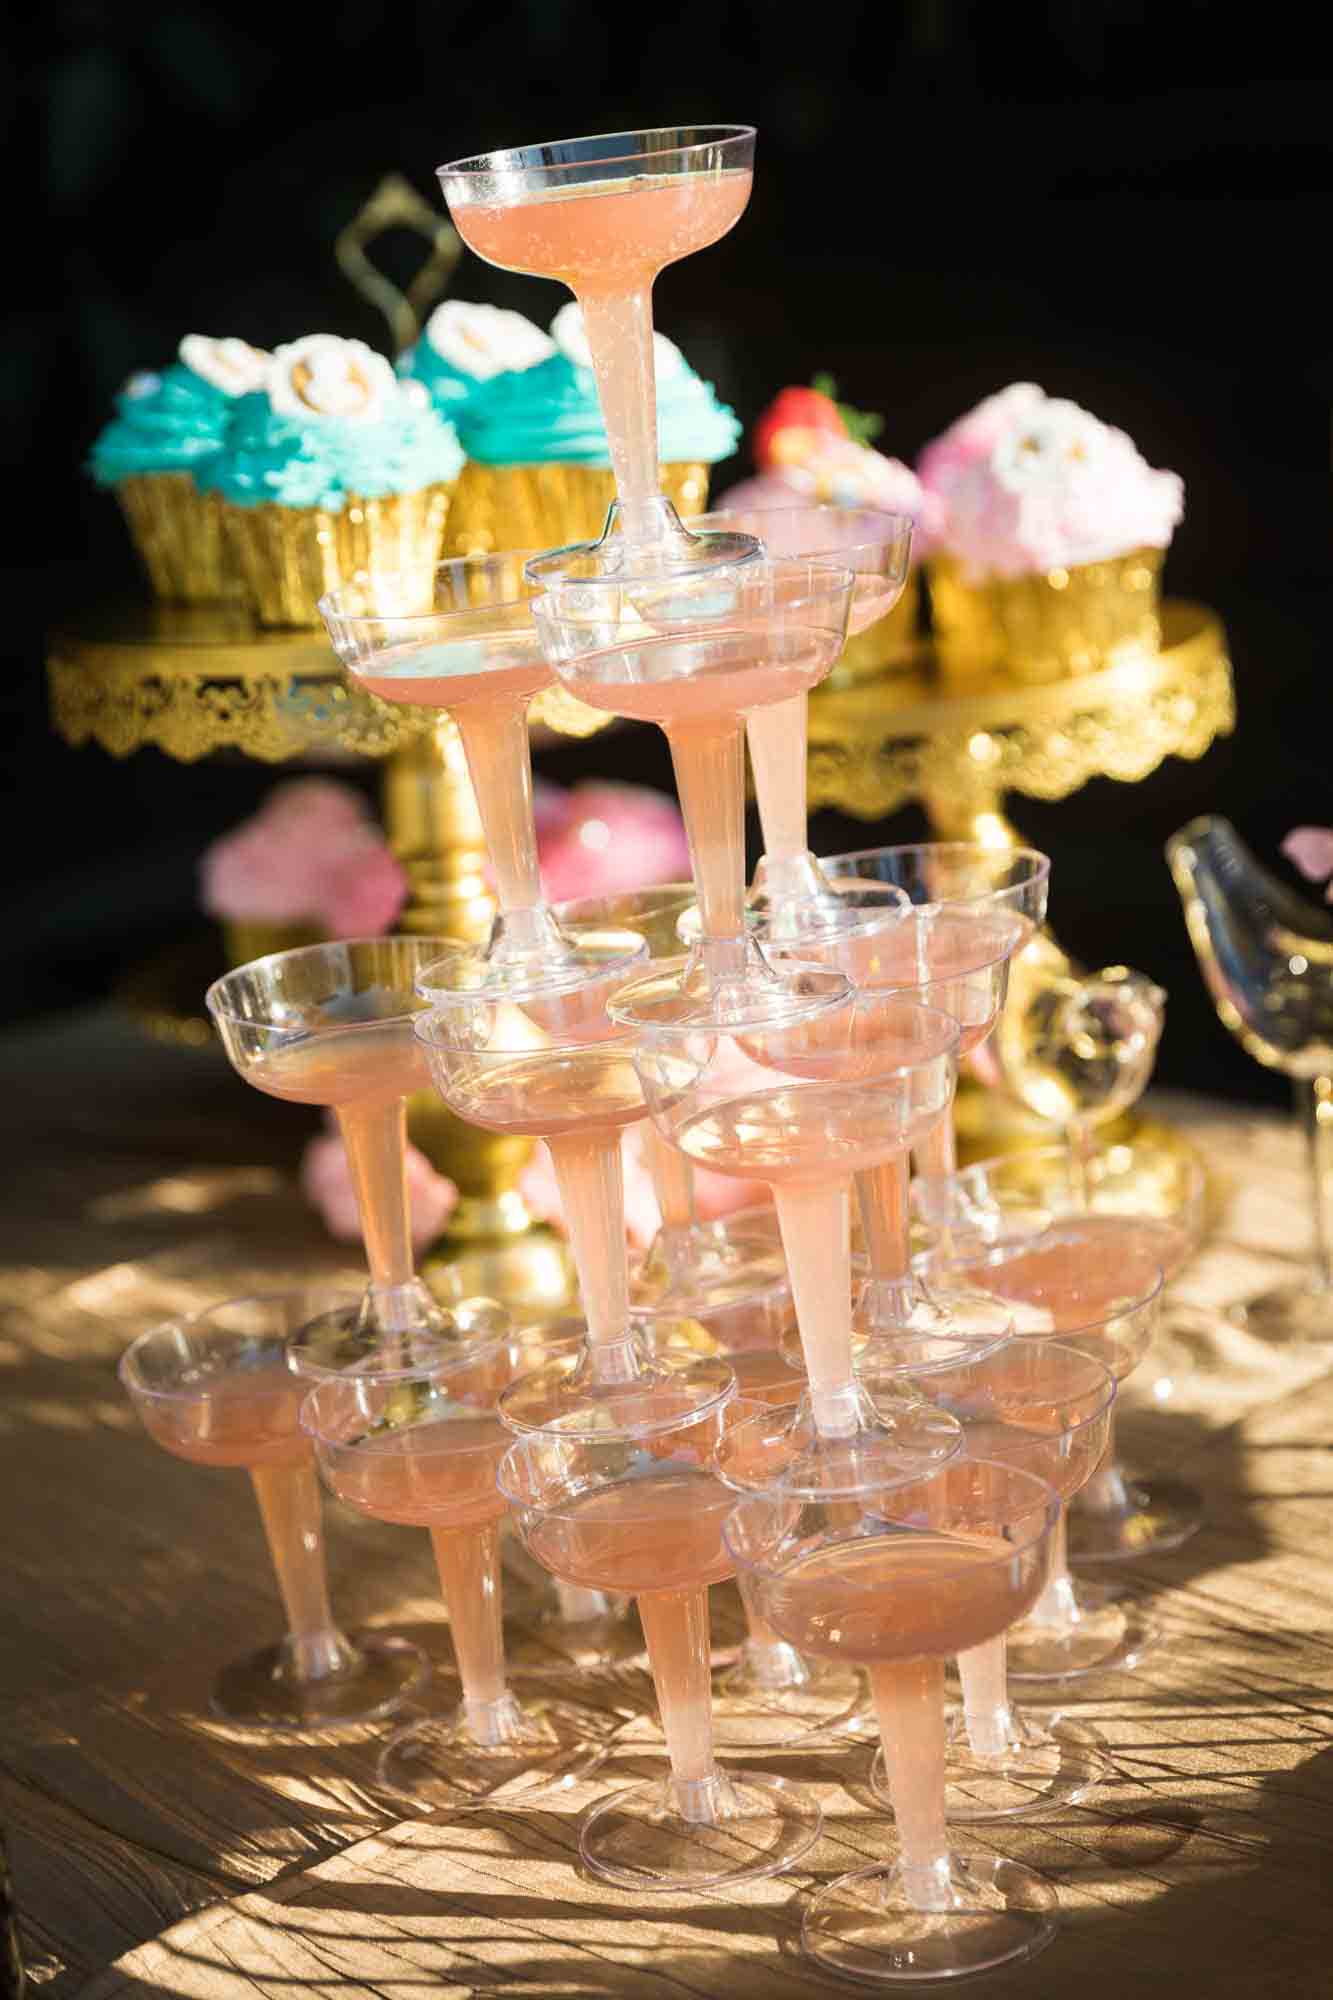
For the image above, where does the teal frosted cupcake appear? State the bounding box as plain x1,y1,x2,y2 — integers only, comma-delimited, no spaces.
445,304,741,554
88,336,271,600
398,300,555,418
196,334,465,627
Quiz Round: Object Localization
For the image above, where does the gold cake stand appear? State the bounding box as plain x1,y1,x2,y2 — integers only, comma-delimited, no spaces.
807,599,1232,845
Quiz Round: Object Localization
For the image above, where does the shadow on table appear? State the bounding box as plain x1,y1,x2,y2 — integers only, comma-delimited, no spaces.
84,1747,1333,1999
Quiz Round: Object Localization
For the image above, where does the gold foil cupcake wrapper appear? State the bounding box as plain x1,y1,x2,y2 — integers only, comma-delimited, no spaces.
444,460,710,558
930,548,1164,687
116,473,233,604
221,483,457,628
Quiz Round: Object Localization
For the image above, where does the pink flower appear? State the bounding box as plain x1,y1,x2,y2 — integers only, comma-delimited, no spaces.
301,1129,458,1249
200,778,408,936
320,837,410,937
1283,827,1333,900
537,783,691,904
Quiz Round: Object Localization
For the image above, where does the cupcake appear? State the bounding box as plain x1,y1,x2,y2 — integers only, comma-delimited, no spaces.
444,303,740,554
722,377,939,680
398,300,555,417
197,335,464,626
919,383,1184,685
88,335,271,601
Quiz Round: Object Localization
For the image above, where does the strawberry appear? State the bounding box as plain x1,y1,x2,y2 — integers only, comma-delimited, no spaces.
752,383,846,471
752,376,884,471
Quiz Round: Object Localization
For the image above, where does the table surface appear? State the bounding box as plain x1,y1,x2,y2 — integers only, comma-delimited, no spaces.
3,1006,1331,2000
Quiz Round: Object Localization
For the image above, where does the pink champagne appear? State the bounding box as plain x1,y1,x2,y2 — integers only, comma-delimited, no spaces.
353,636,552,712
328,1414,510,1532
453,172,753,294
757,1533,1041,1667
556,631,836,728
968,1218,1162,1381
247,1022,426,1109
138,1360,308,1469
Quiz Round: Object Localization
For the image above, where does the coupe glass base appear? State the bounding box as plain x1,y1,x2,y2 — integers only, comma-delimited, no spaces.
287,1288,506,1382
710,1652,868,1752
629,1216,788,1320
578,1770,821,1889
1068,1468,1204,1562
1005,1594,1160,1684
1230,1280,1333,1344
376,1692,611,1811
498,1344,735,1441
851,1286,1015,1375
867,1709,1110,1822
211,1631,430,1731
802,1853,1059,1985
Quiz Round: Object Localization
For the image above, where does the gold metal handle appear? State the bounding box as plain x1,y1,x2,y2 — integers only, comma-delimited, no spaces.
335,174,462,356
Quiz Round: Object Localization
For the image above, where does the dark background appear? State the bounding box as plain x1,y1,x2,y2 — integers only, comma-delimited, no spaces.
6,0,1330,1107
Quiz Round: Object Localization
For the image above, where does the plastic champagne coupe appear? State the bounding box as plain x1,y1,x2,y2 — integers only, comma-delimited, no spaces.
725,1448,1061,1983
693,502,915,927
932,1219,1165,1682
764,895,1024,1367
413,969,740,1438
206,938,494,1374
553,884,790,1320
942,1143,1207,1563
119,1296,430,1728
532,556,859,1028
863,1340,1116,1820
438,125,755,553
301,1337,617,1807
318,557,647,998
499,1394,824,1889
644,1303,870,1750
823,841,1050,1192
629,977,966,1474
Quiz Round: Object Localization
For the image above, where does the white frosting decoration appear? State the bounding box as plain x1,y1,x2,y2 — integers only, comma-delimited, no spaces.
179,335,272,397
268,335,398,425
550,303,685,380
424,301,555,379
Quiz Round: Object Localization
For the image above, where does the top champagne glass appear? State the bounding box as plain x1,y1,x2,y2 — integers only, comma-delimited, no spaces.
438,126,755,552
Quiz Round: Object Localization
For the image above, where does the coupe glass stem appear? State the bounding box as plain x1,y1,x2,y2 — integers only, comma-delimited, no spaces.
452,698,543,915
544,1129,636,1376
1079,1409,1130,1513
577,289,661,541
913,1107,958,1183
431,1522,523,1743
772,1182,858,1436
745,694,808,863
637,1585,721,1812
248,1462,353,1682
955,1636,1014,1760
1024,1512,1080,1633
336,1099,426,1338
666,720,747,960
1068,1116,1096,1210
868,1657,954,1911
645,1124,698,1234
1303,1073,1333,1294
741,1606,812,1690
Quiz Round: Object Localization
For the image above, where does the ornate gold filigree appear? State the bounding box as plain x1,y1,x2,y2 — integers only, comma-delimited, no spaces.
807,600,1233,824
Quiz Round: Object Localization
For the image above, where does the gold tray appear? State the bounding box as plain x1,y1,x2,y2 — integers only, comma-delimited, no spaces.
806,599,1233,829
46,600,610,764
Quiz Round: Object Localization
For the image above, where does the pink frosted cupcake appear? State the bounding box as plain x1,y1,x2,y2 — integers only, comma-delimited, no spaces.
919,384,1184,685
